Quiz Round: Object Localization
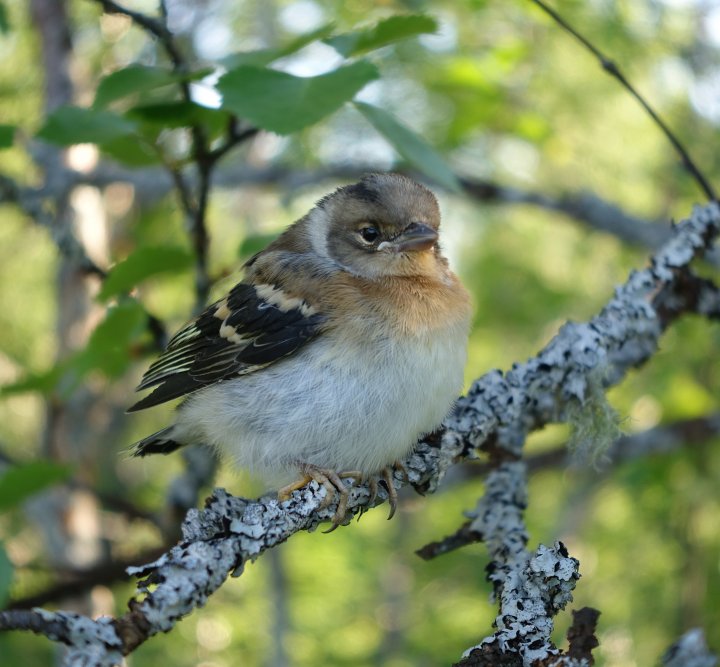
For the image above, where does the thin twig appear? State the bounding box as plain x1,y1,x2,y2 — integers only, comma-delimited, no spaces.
529,0,717,202
208,124,260,163
94,0,184,69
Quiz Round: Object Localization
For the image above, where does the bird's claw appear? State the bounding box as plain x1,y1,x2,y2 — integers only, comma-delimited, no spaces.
360,465,401,520
381,467,398,520
277,465,361,532
278,461,407,528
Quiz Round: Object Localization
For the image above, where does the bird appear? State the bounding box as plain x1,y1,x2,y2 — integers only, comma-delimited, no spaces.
128,173,471,529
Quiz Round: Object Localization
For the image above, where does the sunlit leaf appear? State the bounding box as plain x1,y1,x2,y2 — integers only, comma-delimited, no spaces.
325,15,437,57
0,124,14,148
218,61,378,134
354,102,460,192
222,23,336,69
0,461,72,512
37,106,136,145
94,65,212,108
0,543,11,608
99,246,193,301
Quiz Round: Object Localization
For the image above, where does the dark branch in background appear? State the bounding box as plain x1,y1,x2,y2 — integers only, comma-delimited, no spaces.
0,201,716,666
0,173,105,279
95,0,184,67
91,0,246,546
529,0,717,202
76,161,679,252
460,177,672,249
93,0,259,311
5,546,169,611
77,161,720,270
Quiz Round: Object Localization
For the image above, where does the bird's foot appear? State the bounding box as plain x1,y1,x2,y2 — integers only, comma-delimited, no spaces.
277,465,362,532
363,462,407,520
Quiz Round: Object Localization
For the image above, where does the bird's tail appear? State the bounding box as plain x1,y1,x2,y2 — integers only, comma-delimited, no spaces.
129,426,184,457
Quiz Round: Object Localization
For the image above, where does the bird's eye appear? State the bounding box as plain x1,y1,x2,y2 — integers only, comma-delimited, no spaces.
358,226,380,244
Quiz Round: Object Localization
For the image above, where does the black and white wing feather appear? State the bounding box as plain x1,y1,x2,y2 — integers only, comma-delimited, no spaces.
128,281,325,412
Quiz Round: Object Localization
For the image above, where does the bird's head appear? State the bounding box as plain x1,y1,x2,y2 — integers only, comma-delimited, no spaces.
309,174,443,279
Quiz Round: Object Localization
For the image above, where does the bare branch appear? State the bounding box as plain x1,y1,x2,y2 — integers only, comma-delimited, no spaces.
77,161,689,259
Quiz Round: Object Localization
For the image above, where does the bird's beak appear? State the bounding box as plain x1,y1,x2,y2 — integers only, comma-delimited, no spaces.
393,222,438,253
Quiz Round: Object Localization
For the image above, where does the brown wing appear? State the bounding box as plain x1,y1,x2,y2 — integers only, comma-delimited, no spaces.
128,281,325,412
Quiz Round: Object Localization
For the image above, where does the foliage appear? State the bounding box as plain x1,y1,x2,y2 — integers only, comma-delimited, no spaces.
0,0,718,665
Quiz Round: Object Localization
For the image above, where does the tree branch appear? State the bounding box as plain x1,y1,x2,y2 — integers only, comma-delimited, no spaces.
0,198,716,665
93,0,184,68
419,411,720,561
76,161,703,261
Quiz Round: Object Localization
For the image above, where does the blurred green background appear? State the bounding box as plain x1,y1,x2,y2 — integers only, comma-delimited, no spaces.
0,0,719,665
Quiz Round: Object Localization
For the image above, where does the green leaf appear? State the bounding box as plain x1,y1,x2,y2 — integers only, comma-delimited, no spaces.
354,102,460,192
0,124,14,149
37,106,136,146
127,101,230,138
100,134,160,167
325,15,437,57
218,61,378,134
94,65,213,108
75,300,149,379
222,23,336,69
99,245,193,301
0,461,72,512
0,543,12,608
1,365,65,397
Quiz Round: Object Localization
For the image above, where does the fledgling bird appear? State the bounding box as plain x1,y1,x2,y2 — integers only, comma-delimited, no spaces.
129,173,471,529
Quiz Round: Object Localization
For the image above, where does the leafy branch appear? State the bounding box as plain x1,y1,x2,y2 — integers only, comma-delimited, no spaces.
93,0,258,309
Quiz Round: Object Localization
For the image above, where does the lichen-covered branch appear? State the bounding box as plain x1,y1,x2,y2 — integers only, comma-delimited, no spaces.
662,629,717,667
457,464,580,664
1,202,717,665
443,202,719,663
418,411,720,563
